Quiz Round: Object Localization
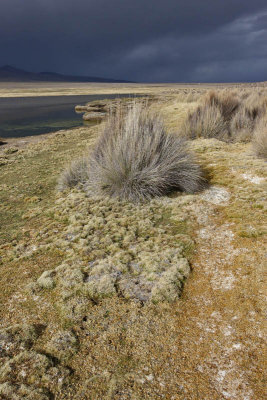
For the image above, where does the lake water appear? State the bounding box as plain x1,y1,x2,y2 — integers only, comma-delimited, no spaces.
0,94,135,138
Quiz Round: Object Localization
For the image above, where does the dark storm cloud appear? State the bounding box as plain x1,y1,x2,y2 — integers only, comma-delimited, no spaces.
0,0,266,81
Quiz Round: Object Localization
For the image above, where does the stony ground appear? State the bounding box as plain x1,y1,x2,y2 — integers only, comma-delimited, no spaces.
0,94,266,399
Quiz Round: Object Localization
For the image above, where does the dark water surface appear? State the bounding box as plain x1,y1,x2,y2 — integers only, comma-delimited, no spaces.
0,94,135,138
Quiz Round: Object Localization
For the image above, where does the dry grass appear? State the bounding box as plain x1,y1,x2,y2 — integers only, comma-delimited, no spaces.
183,91,239,141
230,92,267,141
183,102,228,140
59,103,206,200
58,157,90,190
230,105,255,140
183,88,267,144
206,90,240,121
252,117,267,159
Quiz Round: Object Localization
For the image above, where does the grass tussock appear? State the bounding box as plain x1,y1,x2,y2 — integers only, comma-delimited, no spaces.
206,90,240,121
59,103,206,201
183,91,239,141
252,117,267,159
183,89,267,144
184,101,228,140
58,157,90,191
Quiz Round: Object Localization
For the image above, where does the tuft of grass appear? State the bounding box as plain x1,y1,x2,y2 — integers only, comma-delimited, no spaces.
183,102,228,140
59,103,206,201
205,90,240,121
252,117,267,159
230,105,255,142
230,94,267,142
183,91,239,141
58,157,90,191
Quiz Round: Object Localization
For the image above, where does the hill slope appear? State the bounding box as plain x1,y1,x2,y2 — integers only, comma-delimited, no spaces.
0,65,131,83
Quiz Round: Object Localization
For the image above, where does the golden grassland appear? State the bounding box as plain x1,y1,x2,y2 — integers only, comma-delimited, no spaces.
0,80,266,97
0,85,266,399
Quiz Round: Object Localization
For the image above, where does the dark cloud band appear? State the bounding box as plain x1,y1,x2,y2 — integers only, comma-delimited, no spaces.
0,0,266,81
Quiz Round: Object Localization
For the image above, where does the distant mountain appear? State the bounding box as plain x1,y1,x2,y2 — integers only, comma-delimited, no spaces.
0,65,132,83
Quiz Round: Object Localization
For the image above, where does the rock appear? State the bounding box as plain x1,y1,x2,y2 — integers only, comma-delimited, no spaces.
75,104,108,113
83,112,106,122
85,100,108,108
75,100,109,115
85,106,108,113
75,105,91,113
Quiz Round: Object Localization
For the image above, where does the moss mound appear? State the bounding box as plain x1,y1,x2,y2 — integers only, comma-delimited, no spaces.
32,190,197,321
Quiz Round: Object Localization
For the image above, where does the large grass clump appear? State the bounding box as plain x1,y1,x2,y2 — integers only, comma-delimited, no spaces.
59,103,205,201
252,117,267,160
184,89,267,143
184,91,240,141
231,93,267,141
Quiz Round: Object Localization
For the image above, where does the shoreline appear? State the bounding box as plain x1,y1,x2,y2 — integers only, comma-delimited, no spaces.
0,93,144,141
0,125,84,151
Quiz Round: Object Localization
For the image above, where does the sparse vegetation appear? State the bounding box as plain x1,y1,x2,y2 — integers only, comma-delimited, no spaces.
59,103,206,200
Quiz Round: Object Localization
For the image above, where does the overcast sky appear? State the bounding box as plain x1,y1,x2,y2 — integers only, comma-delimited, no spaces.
0,0,267,82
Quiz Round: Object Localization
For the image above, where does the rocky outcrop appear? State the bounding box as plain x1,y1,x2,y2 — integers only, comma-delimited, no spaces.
82,111,106,122
75,99,111,122
75,98,149,122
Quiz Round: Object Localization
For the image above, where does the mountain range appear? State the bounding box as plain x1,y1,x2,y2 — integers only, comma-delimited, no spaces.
0,65,131,83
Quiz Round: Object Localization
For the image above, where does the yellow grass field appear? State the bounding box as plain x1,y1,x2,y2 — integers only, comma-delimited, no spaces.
0,80,265,97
